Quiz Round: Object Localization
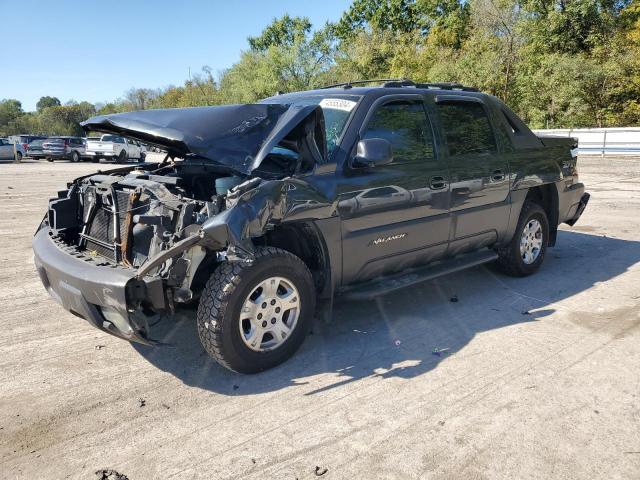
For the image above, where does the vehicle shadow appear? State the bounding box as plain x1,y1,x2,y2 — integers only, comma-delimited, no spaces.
131,230,640,395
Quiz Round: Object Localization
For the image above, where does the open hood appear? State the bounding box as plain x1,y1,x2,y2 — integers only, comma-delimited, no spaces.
81,103,327,175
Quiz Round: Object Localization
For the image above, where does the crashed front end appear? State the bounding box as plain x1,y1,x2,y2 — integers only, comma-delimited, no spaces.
32,103,328,344
33,166,225,344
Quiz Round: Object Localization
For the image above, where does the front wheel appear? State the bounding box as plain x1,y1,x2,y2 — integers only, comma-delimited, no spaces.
197,247,316,374
71,151,80,163
496,201,549,276
138,152,146,163
116,150,127,164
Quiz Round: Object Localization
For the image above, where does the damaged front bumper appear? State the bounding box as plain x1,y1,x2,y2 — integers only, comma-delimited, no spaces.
33,228,166,345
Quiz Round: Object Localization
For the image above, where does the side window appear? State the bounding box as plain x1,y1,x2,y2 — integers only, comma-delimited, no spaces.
362,101,434,163
437,101,497,156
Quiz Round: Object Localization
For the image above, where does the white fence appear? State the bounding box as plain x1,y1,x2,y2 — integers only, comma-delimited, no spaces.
532,127,640,156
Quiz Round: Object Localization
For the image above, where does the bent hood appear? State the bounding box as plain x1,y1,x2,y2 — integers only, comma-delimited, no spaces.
81,103,326,175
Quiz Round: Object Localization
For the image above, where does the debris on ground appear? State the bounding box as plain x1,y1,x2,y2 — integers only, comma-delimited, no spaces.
95,345,105,350
161,403,170,409
522,310,531,315
438,420,445,426
138,398,146,407
394,340,402,346
95,469,129,480
450,295,458,303
432,347,450,357
315,466,328,476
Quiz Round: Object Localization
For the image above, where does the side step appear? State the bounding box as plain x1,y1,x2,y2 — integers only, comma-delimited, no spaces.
339,249,498,301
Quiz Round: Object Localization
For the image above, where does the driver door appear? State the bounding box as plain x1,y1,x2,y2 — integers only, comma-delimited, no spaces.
338,96,451,285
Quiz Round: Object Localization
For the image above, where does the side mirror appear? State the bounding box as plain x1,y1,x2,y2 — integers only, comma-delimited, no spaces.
353,138,393,168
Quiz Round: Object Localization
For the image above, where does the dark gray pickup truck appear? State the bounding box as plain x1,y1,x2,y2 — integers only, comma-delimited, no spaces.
33,80,589,373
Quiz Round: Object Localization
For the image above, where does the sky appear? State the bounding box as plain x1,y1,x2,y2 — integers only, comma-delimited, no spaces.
0,0,352,112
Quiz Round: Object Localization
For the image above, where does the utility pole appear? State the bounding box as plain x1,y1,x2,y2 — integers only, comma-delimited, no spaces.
13,142,20,163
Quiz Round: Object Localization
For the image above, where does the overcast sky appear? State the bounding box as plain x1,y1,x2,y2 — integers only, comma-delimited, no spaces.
0,0,351,111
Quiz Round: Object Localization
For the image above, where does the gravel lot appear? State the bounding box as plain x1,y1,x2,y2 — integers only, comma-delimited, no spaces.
1,155,639,480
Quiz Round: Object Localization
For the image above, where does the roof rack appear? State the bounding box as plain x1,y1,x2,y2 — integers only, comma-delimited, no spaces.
320,79,408,89
321,78,479,92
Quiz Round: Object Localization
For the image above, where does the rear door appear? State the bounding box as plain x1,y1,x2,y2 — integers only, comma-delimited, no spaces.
432,95,510,255
338,95,451,284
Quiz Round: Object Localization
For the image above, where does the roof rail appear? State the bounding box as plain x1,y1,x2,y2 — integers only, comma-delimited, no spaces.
320,78,408,89
415,82,479,92
320,78,479,92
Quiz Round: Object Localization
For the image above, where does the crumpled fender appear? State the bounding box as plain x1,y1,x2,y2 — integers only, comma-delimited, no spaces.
200,177,336,259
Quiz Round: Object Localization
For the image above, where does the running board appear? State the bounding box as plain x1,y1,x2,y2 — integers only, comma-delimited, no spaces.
339,249,498,301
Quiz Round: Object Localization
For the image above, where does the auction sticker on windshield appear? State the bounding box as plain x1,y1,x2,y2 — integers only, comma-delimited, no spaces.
320,98,357,112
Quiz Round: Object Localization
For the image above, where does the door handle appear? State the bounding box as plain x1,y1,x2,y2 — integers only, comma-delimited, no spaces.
491,169,505,181
430,176,447,190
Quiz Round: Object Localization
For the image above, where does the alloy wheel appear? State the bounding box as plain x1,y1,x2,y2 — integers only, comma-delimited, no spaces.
239,276,300,352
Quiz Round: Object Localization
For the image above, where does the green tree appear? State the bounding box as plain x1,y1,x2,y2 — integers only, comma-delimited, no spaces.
36,96,61,112
0,99,23,129
248,14,312,51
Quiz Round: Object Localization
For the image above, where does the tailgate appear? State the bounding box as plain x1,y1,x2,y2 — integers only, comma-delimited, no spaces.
87,142,113,153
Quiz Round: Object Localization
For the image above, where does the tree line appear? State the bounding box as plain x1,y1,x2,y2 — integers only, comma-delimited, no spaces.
1,0,638,137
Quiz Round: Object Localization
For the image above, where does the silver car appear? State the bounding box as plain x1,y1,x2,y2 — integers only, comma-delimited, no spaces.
0,138,25,161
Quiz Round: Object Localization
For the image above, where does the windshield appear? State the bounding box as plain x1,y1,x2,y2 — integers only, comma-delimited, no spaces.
262,94,361,156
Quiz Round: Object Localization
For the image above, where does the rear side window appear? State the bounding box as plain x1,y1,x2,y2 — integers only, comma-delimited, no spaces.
362,101,434,163
437,101,496,156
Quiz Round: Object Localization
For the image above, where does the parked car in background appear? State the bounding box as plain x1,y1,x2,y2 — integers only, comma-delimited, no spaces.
0,138,25,161
8,134,48,157
42,137,86,162
27,138,47,159
85,134,145,163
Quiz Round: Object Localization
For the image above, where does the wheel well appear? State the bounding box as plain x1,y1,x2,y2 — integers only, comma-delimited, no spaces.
526,185,559,246
256,222,331,298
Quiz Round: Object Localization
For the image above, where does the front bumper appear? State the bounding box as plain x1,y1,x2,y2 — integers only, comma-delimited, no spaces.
33,228,165,345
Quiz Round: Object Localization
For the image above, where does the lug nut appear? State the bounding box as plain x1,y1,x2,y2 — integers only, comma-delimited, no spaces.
275,307,281,313
270,299,276,305
257,313,262,320
262,302,267,308
271,318,276,324
262,321,267,328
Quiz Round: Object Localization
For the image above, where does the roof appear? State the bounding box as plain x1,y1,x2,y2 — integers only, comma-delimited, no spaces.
270,80,487,101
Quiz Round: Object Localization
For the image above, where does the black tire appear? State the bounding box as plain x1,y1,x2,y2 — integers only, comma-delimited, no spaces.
138,152,146,163
116,150,127,164
46,157,53,162
91,156,100,163
496,200,549,277
71,151,80,163
197,247,316,374
15,152,22,162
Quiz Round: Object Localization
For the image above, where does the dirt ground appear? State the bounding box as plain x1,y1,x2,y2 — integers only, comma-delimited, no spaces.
0,155,639,480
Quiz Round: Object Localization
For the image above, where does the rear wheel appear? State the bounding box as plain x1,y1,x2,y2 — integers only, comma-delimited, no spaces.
15,152,22,162
197,247,316,374
71,151,80,163
46,157,53,162
116,150,127,164
496,201,549,276
138,152,146,163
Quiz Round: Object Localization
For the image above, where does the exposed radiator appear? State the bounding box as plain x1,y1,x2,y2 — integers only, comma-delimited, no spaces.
82,189,132,262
